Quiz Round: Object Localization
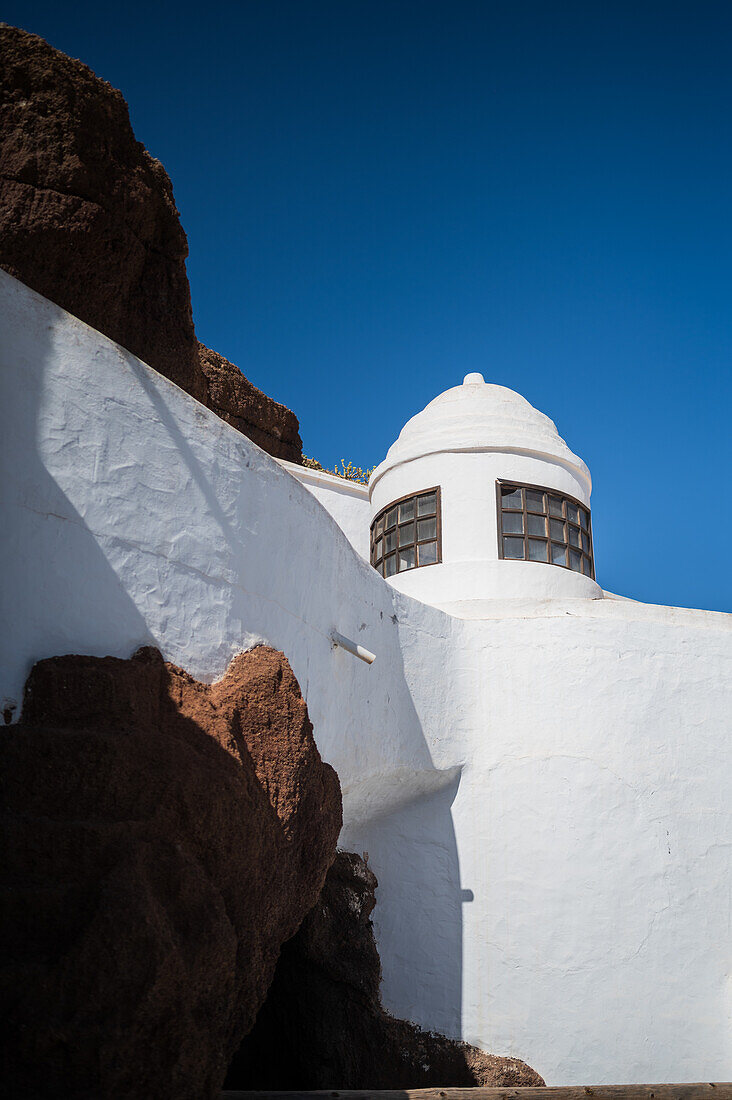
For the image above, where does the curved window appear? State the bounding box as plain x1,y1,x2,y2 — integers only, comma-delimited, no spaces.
370,487,441,576
497,481,594,578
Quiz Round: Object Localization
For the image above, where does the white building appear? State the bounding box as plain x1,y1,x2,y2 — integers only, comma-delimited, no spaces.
1,268,730,1085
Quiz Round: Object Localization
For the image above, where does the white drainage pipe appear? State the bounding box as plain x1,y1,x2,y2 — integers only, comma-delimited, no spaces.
330,630,376,665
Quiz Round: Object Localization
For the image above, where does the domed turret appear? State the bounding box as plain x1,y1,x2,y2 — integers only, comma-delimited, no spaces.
368,374,601,608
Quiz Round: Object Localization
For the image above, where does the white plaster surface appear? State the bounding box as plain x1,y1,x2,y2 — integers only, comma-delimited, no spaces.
370,398,600,604
2,269,731,1085
278,458,370,560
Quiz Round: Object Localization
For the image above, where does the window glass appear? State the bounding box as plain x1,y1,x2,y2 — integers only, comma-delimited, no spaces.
501,487,523,509
418,541,438,565
417,516,437,541
503,512,524,534
499,482,593,578
549,518,565,541
503,536,525,559
528,538,547,561
371,488,441,575
398,547,416,571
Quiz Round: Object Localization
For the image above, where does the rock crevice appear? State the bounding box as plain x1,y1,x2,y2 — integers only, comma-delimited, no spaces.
228,850,544,1090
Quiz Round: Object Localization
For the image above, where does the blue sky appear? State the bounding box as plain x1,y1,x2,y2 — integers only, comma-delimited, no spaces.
7,1,731,611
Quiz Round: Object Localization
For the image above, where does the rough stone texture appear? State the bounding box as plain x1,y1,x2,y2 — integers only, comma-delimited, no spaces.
0,24,303,462
198,342,302,464
228,851,544,1090
0,23,203,401
0,646,341,1100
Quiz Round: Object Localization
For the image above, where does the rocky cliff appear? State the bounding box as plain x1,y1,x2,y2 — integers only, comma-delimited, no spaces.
228,851,545,1089
0,23,302,462
0,646,341,1099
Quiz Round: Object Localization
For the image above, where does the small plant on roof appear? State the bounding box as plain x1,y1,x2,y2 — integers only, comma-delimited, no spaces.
302,456,375,485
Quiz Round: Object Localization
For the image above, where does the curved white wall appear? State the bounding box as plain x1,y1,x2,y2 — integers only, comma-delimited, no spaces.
2,270,730,1086
370,450,601,605
278,459,370,561
346,598,732,1084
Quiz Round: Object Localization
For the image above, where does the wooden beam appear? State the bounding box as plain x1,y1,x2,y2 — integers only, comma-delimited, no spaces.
222,1086,732,1100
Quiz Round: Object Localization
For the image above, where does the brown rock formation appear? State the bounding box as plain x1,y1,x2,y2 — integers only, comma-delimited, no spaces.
0,23,303,462
0,23,202,401
228,851,544,1090
0,646,341,1100
198,342,302,464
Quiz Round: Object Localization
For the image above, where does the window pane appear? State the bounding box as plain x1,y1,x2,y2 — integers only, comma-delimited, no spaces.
376,517,384,536
417,516,437,541
398,498,415,523
375,537,383,561
566,502,579,524
503,536,525,559
386,508,397,529
551,543,567,566
398,522,414,546
582,555,593,576
385,553,397,577
569,549,582,572
417,491,437,516
581,530,590,553
526,489,545,513
527,514,546,537
528,538,548,561
549,496,564,517
568,525,580,548
398,546,416,571
501,486,523,510
549,518,565,541
418,541,438,565
579,508,589,530
385,530,396,553
502,512,523,534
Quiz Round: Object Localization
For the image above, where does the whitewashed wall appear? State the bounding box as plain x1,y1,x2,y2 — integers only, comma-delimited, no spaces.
2,270,730,1085
278,459,370,561
0,271,452,820
345,598,732,1084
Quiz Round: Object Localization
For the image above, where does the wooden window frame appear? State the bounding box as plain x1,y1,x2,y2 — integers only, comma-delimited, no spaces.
370,486,442,577
496,479,595,579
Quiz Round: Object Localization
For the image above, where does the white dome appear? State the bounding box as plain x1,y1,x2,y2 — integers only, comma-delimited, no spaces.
370,374,590,492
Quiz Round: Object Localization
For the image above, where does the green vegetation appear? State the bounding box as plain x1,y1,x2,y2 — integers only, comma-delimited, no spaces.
302,456,375,485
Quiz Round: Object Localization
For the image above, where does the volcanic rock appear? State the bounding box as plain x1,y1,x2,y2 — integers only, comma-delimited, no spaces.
0,646,341,1099
198,342,302,464
0,23,202,401
228,850,544,1090
0,24,303,462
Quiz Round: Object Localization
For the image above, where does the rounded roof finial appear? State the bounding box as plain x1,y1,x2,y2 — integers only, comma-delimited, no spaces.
463,372,485,385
